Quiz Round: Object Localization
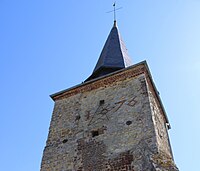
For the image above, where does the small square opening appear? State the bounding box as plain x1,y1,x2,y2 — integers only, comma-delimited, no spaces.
126,120,132,125
62,139,68,143
100,100,105,105
92,130,99,137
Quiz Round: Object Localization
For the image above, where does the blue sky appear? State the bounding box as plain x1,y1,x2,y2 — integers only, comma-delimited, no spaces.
1,0,200,170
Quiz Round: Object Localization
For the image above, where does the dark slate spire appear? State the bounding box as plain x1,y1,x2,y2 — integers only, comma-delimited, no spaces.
85,21,132,82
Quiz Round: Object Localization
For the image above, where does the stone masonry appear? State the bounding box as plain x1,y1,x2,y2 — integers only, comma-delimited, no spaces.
40,61,179,171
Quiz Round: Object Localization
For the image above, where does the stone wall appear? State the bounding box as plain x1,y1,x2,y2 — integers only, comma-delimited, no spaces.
146,79,178,170
148,89,172,157
41,63,178,171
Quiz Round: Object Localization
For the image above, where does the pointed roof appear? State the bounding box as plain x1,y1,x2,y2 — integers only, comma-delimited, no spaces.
85,21,132,81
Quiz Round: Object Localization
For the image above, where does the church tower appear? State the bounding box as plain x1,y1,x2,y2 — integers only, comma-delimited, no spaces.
41,21,179,171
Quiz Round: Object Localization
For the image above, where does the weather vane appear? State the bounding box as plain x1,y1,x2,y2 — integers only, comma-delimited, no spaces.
107,2,123,22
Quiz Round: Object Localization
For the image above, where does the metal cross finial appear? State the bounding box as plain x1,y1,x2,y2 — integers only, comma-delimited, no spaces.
113,2,116,21
107,2,122,23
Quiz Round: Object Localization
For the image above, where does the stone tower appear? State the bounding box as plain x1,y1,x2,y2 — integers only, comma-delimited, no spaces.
41,21,179,171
